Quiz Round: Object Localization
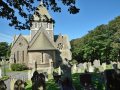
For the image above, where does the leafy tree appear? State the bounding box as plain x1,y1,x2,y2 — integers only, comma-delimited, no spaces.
0,42,10,59
0,0,80,30
71,16,120,63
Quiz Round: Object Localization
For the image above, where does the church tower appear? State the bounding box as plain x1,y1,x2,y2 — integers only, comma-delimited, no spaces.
30,2,54,41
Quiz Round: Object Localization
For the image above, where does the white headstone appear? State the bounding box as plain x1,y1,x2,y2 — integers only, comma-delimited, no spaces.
58,66,61,75
102,63,106,70
118,62,120,69
88,66,94,72
72,64,77,74
83,62,87,70
93,60,100,68
10,78,17,90
77,63,85,73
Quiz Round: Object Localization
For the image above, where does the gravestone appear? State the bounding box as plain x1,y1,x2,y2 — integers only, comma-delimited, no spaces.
111,62,117,69
60,58,72,82
58,66,62,75
93,60,100,68
118,62,120,69
10,78,17,90
80,73,94,90
77,63,85,73
14,79,27,90
72,64,77,74
43,72,48,81
83,62,87,70
53,71,61,83
31,71,46,90
28,70,32,80
0,67,2,78
105,69,120,90
0,80,7,90
88,66,94,72
61,77,75,90
102,63,106,70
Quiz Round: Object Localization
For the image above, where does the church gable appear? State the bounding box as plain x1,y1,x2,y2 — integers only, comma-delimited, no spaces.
12,34,28,50
55,34,71,50
29,27,56,51
10,34,29,64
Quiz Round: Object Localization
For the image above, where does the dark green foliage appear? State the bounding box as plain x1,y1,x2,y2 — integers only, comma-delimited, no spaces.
0,42,10,60
0,0,79,30
71,16,120,63
11,63,28,71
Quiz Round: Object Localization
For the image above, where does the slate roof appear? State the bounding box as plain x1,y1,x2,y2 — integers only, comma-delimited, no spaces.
28,27,56,51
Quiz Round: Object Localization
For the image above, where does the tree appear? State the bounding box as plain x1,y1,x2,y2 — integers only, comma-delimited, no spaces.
0,0,80,30
0,42,9,59
71,16,120,63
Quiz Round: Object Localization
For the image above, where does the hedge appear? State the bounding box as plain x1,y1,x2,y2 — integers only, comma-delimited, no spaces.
11,63,28,71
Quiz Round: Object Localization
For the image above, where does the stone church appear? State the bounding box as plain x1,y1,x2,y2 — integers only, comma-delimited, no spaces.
10,3,72,73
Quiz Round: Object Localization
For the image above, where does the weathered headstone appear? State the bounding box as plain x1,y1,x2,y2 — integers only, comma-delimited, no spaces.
0,67,2,78
14,79,27,90
0,80,7,90
102,63,106,70
105,69,120,90
83,62,87,70
10,78,17,90
80,73,94,89
31,71,46,90
53,72,61,83
118,62,120,69
72,64,77,74
93,60,100,68
88,66,94,72
61,77,75,90
58,66,62,75
77,63,85,73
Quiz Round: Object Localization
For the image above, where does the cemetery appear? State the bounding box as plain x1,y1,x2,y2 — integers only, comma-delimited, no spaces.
0,0,120,90
0,59,119,90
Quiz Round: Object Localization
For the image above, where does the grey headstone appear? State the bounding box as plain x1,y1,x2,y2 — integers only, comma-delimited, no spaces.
93,60,100,68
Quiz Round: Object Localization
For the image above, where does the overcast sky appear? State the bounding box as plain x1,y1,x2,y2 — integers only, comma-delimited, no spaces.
0,0,120,43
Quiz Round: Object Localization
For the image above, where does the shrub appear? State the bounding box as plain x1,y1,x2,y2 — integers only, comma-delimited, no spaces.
11,63,28,71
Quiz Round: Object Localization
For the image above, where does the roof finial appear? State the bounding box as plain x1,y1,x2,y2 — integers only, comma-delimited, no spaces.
40,0,43,5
